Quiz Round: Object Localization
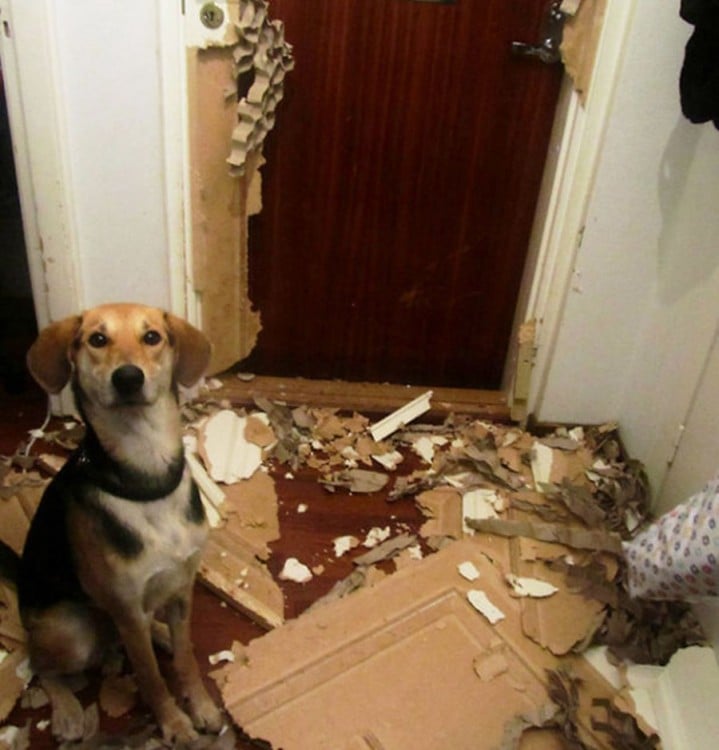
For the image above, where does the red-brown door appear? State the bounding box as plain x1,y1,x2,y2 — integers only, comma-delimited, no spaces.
243,0,563,389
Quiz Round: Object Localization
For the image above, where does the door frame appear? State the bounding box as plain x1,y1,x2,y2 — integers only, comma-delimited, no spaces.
0,0,636,415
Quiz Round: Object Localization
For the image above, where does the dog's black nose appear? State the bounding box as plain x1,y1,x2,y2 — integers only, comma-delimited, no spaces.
111,365,145,396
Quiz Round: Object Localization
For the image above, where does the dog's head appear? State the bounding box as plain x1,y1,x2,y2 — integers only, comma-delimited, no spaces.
27,303,212,406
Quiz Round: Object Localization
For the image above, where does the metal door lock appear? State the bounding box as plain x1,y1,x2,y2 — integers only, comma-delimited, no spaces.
511,0,566,65
200,2,225,30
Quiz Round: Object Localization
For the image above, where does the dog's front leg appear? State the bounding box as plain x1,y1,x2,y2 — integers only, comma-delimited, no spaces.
114,607,198,744
166,592,224,733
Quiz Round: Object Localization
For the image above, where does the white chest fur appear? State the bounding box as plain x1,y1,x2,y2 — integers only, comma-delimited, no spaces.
88,469,208,613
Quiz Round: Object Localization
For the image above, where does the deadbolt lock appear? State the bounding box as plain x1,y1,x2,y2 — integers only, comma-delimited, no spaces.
200,2,224,30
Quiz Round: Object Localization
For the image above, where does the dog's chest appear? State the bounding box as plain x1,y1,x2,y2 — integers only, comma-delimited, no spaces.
90,472,207,603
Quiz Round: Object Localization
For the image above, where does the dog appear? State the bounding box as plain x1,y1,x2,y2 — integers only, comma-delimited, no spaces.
11,303,223,743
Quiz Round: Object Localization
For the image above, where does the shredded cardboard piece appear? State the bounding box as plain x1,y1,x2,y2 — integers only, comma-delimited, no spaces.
466,517,624,554
352,533,417,567
226,0,294,178
321,469,389,494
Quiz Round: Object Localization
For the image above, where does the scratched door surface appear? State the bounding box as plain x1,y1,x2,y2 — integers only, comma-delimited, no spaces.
244,0,563,389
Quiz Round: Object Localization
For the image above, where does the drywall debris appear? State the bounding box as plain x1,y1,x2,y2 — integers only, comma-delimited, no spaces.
371,450,403,471
467,590,506,624
198,409,269,482
279,557,313,584
362,526,391,549
369,390,433,441
506,574,559,599
458,561,481,582
0,722,29,750
186,450,225,528
353,533,417,567
221,471,280,560
416,487,463,542
321,469,389,494
333,535,360,558
462,488,504,533
209,650,236,666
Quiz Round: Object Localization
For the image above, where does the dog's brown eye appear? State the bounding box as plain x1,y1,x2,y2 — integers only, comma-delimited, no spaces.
143,330,162,346
88,332,108,348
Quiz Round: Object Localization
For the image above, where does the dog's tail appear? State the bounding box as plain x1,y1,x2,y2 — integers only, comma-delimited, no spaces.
0,540,20,587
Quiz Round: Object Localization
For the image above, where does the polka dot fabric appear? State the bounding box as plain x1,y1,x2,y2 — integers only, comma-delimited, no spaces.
623,473,719,601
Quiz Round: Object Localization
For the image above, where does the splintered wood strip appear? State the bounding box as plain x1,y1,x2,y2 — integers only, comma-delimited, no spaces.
198,532,284,630
210,375,510,420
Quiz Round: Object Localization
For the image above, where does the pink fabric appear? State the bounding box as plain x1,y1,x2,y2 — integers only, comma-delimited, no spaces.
623,473,719,600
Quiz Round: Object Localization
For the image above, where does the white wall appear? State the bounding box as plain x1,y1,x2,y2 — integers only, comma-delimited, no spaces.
0,0,181,320
536,0,719,508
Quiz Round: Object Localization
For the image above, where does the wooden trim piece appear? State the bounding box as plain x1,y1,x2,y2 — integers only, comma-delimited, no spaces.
211,374,510,421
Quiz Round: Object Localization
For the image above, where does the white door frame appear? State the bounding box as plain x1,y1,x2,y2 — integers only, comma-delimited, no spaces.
0,0,637,415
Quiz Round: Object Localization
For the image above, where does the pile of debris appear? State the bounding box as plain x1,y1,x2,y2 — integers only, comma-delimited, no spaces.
0,386,708,749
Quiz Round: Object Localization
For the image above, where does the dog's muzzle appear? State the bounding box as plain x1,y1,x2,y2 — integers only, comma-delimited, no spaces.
111,365,145,399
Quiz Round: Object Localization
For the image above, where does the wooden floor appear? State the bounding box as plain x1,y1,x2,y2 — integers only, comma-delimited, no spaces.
0,365,453,749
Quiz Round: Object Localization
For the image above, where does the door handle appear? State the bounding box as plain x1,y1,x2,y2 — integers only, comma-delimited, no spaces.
511,0,567,64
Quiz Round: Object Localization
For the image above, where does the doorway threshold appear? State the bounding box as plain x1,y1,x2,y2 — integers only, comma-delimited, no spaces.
209,374,511,422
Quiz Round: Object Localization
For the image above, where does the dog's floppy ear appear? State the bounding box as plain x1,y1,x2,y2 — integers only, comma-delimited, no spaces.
26,315,82,394
165,314,212,387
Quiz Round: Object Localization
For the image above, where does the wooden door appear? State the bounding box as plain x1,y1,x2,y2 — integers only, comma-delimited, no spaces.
244,0,563,389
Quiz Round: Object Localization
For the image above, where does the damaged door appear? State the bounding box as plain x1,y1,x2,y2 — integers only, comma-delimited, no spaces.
242,0,564,389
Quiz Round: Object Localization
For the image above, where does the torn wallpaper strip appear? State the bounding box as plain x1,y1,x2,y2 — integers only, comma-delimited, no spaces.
624,470,719,600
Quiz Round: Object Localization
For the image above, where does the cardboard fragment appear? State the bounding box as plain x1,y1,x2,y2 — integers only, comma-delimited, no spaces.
352,533,417,567
321,469,389,494
0,650,29,723
0,721,30,750
466,517,623,554
416,487,463,541
222,471,280,559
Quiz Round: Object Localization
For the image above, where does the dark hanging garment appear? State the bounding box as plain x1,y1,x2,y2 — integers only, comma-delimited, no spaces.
679,0,719,128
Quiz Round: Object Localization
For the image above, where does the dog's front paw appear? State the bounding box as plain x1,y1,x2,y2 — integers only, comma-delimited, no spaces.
159,704,198,745
189,692,224,734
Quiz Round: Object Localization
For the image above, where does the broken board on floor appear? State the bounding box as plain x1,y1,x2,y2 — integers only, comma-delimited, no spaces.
213,539,629,750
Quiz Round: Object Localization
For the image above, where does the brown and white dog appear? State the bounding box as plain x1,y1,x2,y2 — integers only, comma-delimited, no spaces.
16,303,223,743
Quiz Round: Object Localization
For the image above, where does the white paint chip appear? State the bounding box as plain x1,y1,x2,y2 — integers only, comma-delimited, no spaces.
363,526,391,549
462,488,504,534
372,450,404,471
208,649,236,666
505,574,559,598
530,441,554,488
458,561,481,582
333,535,360,558
279,558,313,584
467,590,506,624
